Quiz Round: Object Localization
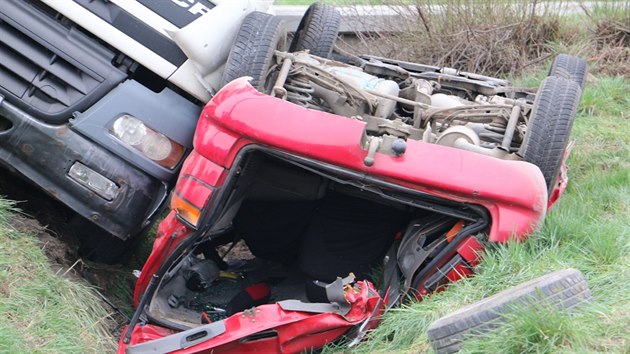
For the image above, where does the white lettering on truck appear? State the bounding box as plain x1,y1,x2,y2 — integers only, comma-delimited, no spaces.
170,0,210,16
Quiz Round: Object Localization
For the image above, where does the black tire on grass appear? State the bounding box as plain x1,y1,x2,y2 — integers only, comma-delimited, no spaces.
521,76,581,195
548,54,588,88
289,2,341,58
221,12,287,91
427,269,592,354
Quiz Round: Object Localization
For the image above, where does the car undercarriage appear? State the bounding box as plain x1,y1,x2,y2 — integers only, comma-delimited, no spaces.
270,51,552,172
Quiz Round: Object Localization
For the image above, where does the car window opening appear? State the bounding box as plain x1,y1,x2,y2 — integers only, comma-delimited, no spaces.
145,150,486,331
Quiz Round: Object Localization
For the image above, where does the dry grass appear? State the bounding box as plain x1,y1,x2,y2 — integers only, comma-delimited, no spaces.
589,11,630,76
339,0,562,77
338,0,630,77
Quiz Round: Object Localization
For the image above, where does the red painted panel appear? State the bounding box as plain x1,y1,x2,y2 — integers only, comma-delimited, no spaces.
175,150,224,207
457,236,485,266
195,78,547,242
133,211,192,306
122,281,381,354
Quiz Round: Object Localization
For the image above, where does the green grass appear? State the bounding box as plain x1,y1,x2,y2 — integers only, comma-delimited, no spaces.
347,76,630,353
0,200,116,353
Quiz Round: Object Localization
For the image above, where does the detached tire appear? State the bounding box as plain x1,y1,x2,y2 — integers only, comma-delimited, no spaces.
427,269,592,354
549,54,588,88
522,76,581,194
221,12,287,91
289,2,341,58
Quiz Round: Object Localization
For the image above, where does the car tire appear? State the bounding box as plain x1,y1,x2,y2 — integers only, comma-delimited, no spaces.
521,76,581,194
427,269,592,354
289,2,341,58
221,12,287,92
548,54,588,88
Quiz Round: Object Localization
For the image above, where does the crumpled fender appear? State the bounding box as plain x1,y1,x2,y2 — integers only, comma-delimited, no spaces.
120,280,381,354
133,211,192,306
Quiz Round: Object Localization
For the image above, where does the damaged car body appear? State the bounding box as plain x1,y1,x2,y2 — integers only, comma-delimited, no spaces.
1,0,582,350
119,55,580,351
118,3,584,353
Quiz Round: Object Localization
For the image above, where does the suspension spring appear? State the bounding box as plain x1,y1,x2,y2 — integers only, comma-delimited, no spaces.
285,76,317,109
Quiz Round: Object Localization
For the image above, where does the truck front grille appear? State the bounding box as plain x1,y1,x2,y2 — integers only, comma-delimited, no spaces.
0,1,125,123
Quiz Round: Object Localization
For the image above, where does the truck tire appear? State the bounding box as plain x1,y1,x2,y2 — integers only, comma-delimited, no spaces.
221,12,287,92
427,269,592,354
289,2,341,58
72,216,141,264
548,54,588,88
521,76,581,195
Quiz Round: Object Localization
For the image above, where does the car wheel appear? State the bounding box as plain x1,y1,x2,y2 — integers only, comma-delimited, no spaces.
221,12,287,92
548,54,588,88
427,269,592,354
521,76,581,195
289,2,341,58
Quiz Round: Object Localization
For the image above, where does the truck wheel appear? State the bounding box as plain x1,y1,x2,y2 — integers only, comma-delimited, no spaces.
221,12,287,92
72,216,140,264
548,54,588,88
427,269,591,354
289,2,341,58
521,76,581,195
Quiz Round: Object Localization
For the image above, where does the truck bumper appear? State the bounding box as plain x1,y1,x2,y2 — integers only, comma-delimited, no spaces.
0,96,167,239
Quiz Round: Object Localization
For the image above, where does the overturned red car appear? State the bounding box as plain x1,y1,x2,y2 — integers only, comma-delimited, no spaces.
118,6,585,354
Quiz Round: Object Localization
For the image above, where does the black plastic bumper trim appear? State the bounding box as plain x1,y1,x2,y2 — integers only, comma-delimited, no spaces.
0,96,167,239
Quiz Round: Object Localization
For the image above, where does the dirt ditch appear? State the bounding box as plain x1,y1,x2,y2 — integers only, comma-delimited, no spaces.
0,172,132,339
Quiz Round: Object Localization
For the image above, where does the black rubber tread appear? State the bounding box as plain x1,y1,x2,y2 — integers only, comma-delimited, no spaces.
429,285,592,350
428,274,589,341
521,76,581,195
72,216,140,264
427,269,592,354
549,54,588,88
221,12,286,91
429,277,591,343
289,2,341,58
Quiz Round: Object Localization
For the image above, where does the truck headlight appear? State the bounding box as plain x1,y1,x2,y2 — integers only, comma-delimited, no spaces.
112,115,185,169
68,162,120,201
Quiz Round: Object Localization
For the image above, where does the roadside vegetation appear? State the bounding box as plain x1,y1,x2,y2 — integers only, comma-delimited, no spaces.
0,202,117,352
0,1,627,353
338,0,629,77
